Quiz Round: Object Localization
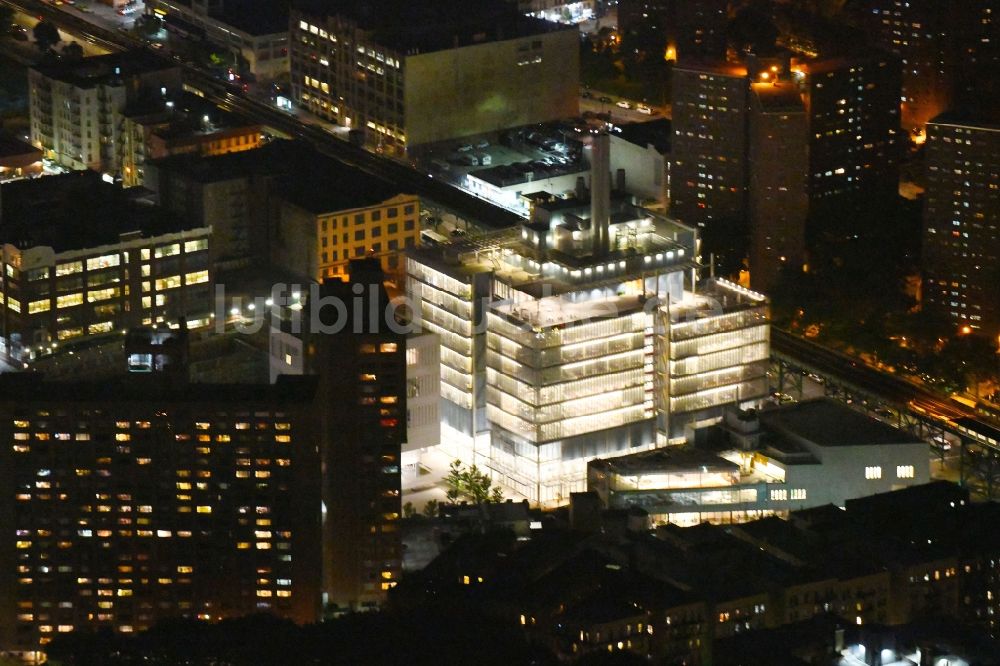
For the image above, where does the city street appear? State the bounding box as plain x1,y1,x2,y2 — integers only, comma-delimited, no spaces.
579,90,671,123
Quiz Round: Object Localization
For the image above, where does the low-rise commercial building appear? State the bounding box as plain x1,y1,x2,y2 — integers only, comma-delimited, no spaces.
144,0,290,81
0,171,213,359
146,140,419,276
588,399,930,525
290,0,579,153
121,95,261,188
276,175,419,283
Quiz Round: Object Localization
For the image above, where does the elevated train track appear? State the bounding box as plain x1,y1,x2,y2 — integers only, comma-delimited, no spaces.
771,327,1000,492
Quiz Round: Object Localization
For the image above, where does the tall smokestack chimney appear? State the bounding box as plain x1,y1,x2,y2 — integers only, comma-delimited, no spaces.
590,131,610,257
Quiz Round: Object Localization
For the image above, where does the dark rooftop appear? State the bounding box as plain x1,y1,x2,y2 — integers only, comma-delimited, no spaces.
589,447,739,476
930,110,1000,130
0,372,318,404
0,132,42,163
751,81,806,112
216,0,290,35
295,0,570,54
614,118,671,153
0,171,202,252
759,398,924,448
30,50,177,89
151,140,407,213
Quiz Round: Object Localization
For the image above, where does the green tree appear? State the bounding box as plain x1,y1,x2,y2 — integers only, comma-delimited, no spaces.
941,334,999,398
33,20,60,52
423,499,440,518
444,459,464,503
463,464,492,504
402,501,416,519
444,460,504,504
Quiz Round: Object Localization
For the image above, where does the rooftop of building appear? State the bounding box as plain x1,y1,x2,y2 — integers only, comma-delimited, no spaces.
0,132,42,164
30,50,177,88
666,278,768,324
468,161,586,189
0,372,318,403
151,140,409,213
613,118,672,153
0,171,203,253
294,0,571,54
407,213,697,302
215,0,291,36
929,110,1000,131
750,81,805,111
798,50,898,76
758,398,926,448
672,59,748,78
126,92,259,141
589,447,740,476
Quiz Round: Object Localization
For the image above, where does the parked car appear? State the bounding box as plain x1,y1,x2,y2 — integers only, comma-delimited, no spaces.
636,104,652,115
598,95,612,103
456,144,473,152
581,90,593,99
474,139,490,149
475,153,492,166
616,100,632,109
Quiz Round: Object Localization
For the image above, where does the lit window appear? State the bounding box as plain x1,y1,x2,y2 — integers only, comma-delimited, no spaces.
896,465,914,479
184,239,208,253
380,343,398,353
87,287,118,303
154,244,180,258
86,254,120,271
29,300,50,314
56,261,83,276
56,293,84,309
865,466,882,480
185,270,209,285
155,275,182,290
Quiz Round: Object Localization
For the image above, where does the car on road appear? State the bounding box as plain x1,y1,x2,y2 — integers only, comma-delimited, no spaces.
581,90,593,99
616,100,632,109
598,95,612,103
636,104,652,115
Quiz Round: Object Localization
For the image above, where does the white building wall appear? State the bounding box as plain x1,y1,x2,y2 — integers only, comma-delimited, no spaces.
405,332,441,453
609,135,668,205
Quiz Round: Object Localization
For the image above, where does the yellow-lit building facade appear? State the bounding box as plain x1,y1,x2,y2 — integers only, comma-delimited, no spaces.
275,194,420,283
0,230,213,359
121,113,262,189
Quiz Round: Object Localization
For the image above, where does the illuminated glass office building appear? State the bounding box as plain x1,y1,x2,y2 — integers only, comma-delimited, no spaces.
407,133,770,504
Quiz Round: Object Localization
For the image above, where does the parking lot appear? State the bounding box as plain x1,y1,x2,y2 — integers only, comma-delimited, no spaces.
580,90,671,123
